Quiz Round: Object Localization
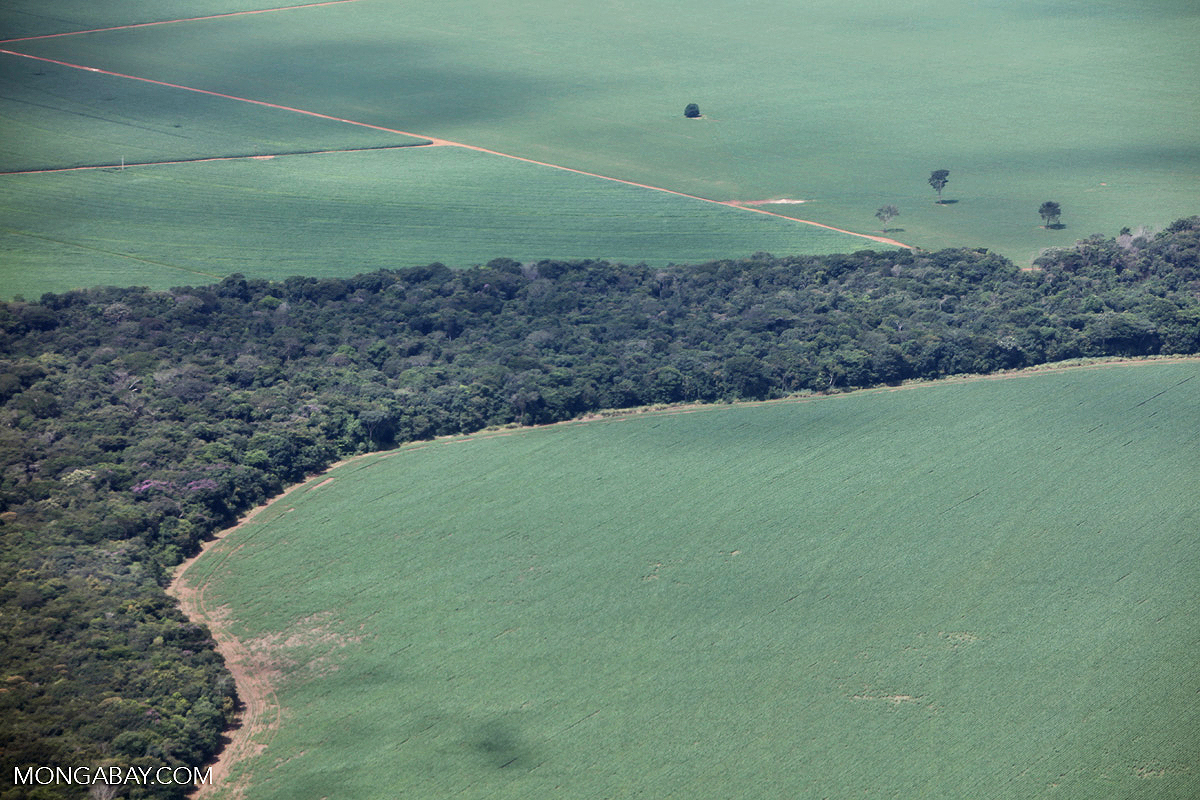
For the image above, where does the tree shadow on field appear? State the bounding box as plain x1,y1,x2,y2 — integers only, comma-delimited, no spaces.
467,718,533,770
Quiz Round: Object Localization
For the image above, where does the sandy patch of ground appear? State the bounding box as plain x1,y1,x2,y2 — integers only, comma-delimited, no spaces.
169,456,369,797
851,691,924,707
938,631,980,647
728,198,808,206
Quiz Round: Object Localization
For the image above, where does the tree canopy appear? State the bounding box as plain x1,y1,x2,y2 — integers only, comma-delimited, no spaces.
1040,201,1063,227
929,169,950,202
2,217,1199,797
875,205,900,231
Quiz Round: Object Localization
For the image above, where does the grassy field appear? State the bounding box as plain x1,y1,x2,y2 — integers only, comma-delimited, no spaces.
0,58,423,172
7,0,1197,267
0,145,882,298
0,0,303,40
178,360,1200,799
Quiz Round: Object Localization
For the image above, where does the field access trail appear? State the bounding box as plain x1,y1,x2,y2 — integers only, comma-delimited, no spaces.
0,0,909,250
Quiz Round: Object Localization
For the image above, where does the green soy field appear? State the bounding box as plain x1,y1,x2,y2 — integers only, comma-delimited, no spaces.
179,361,1200,799
3,0,1198,297
0,0,275,40
0,60,424,173
0,146,877,298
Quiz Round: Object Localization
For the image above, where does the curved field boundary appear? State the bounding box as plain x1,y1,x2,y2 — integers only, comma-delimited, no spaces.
171,517,278,799
170,356,1199,795
169,453,361,798
0,1,365,44
170,450,374,796
0,48,911,250
417,355,1200,443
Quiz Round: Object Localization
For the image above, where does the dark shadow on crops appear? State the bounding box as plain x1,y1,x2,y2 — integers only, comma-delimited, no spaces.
1005,143,1200,172
468,719,531,770
12,28,581,137
997,0,1200,22
210,36,580,133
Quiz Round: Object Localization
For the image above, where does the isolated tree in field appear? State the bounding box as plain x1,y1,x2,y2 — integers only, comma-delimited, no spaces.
684,103,701,118
929,169,950,203
875,205,899,231
1039,201,1062,228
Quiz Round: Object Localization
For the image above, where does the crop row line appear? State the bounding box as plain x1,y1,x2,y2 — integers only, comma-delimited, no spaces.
2,225,218,278
0,144,428,176
1130,375,1194,409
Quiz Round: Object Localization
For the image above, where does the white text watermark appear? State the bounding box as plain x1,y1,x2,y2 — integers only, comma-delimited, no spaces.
13,765,213,788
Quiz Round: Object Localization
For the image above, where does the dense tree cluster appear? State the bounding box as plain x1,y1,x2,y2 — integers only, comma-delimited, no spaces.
1,218,1198,798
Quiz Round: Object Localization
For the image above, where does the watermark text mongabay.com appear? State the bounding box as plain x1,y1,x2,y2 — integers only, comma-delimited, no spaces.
14,765,212,788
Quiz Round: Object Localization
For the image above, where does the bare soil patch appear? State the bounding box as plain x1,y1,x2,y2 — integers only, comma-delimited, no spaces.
169,455,369,797
730,198,808,206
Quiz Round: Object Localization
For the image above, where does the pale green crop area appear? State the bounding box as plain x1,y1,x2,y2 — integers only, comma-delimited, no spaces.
0,1,277,39
0,60,424,172
2,0,1197,298
182,361,1200,799
0,146,876,298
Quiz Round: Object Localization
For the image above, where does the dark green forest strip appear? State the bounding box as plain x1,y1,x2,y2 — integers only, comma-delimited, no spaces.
0,219,1198,798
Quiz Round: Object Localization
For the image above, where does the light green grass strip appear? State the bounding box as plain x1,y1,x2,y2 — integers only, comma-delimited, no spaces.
0,146,887,298
0,53,422,172
0,1,327,40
